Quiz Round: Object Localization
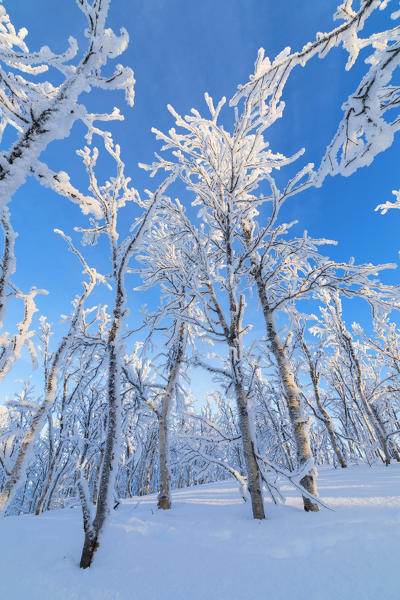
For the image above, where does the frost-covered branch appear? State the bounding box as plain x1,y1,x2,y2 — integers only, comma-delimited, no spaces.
0,0,134,207
230,1,391,131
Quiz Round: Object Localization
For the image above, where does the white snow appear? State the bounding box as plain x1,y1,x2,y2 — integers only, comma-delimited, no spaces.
0,464,399,599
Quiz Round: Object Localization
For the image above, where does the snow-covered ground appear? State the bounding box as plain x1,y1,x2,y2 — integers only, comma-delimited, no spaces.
1,465,399,600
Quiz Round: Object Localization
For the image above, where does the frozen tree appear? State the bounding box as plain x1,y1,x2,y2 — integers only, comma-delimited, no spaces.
34,314,108,515
136,195,268,518
0,0,134,207
142,35,398,509
0,0,134,388
350,316,400,460
294,320,348,469
54,134,176,567
310,290,400,465
131,217,211,510
123,319,187,510
0,231,105,517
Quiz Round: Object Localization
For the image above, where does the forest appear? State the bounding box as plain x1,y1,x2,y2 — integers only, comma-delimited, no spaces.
0,1,399,596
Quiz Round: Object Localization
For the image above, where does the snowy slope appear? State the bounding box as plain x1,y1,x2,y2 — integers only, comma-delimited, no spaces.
0,465,399,600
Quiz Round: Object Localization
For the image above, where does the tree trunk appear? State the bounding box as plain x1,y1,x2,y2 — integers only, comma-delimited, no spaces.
301,338,347,469
234,374,265,519
158,322,185,510
92,449,104,506
256,281,319,511
240,220,319,512
79,284,124,569
206,280,265,520
157,414,171,509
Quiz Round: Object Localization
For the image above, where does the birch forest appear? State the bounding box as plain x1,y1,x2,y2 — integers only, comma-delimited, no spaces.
0,1,400,591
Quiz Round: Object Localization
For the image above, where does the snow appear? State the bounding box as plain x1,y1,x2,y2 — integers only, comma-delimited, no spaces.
0,464,399,599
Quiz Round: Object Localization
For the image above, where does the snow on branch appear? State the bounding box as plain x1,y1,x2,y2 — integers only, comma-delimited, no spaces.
376,188,400,213
256,453,334,511
316,20,400,184
0,0,135,207
230,0,389,131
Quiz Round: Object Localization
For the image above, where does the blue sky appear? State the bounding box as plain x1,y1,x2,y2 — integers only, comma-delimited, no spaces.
2,0,400,395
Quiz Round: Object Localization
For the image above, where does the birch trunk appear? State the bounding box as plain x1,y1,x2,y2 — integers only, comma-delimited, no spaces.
255,274,319,511
79,281,124,568
342,331,392,465
301,338,347,468
158,322,186,510
92,449,104,506
240,221,318,511
234,371,265,519
207,281,265,519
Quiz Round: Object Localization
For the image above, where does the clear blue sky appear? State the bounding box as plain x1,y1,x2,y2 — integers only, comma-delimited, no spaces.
2,0,400,394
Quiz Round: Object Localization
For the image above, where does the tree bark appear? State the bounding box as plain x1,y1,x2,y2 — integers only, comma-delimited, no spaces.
255,277,319,511
300,338,347,469
234,374,265,519
79,283,123,569
158,322,186,510
207,282,265,519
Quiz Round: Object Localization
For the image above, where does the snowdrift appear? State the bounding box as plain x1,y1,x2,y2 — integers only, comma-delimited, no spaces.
0,464,399,600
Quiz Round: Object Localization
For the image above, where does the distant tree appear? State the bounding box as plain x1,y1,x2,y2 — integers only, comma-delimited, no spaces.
0,231,104,517
310,291,400,465
123,319,188,511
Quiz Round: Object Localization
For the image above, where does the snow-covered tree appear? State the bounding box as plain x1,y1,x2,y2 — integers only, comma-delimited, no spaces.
142,37,399,509
51,134,176,567
0,0,134,392
123,319,188,510
310,290,400,465
0,231,104,517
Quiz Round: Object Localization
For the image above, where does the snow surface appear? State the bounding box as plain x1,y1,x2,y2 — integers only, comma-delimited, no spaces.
0,465,399,599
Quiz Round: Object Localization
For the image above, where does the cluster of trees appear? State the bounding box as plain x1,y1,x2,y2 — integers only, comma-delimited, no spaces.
0,0,399,569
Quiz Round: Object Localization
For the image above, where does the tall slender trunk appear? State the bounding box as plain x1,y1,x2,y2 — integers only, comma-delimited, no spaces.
241,221,318,511
80,283,124,569
92,449,104,505
256,279,319,511
342,330,392,465
300,338,347,468
207,281,265,519
158,322,185,510
233,369,265,519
